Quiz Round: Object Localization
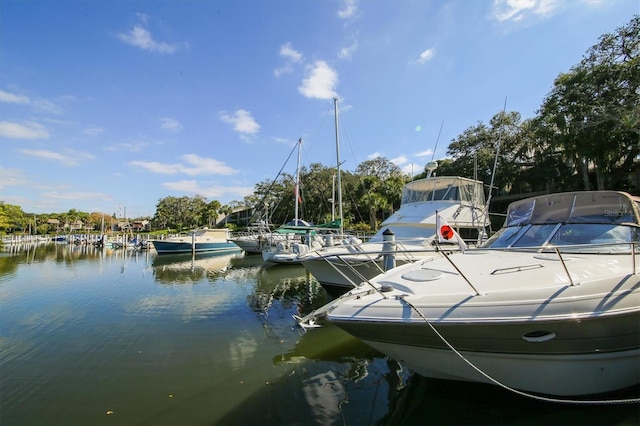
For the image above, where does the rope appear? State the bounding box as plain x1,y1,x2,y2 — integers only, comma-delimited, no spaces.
396,295,640,405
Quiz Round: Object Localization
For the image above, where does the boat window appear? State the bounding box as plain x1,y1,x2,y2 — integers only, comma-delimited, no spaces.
482,226,530,248
483,224,556,248
567,192,637,224
400,177,486,208
369,226,436,243
506,200,535,226
505,192,640,226
402,186,458,204
484,223,639,252
510,224,558,248
550,224,634,246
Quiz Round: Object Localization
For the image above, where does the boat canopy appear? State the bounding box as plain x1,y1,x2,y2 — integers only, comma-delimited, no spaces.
505,191,640,227
274,219,342,235
401,176,486,208
192,228,231,237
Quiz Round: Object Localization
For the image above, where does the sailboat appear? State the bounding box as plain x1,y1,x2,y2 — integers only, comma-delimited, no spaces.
261,139,322,264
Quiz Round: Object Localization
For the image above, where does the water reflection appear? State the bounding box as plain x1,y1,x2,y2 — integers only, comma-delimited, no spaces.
151,250,244,284
0,241,147,264
250,264,322,314
2,243,637,425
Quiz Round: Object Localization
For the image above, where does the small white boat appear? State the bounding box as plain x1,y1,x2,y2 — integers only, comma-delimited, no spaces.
298,190,640,397
228,220,281,254
261,220,342,264
261,137,344,265
151,228,240,255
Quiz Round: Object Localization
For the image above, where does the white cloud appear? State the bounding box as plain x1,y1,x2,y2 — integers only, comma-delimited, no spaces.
279,42,303,63
401,163,422,176
116,20,184,54
415,149,434,157
367,152,383,160
19,149,95,166
0,89,30,104
492,0,559,22
220,109,261,134
105,140,149,152
41,191,113,201
299,61,338,100
338,40,359,60
0,90,62,114
0,121,49,139
338,0,358,19
274,64,293,77
417,48,435,64
161,180,254,199
160,117,183,132
390,155,408,166
272,136,292,145
274,42,303,77
31,98,63,114
130,154,238,176
0,167,28,189
83,127,104,136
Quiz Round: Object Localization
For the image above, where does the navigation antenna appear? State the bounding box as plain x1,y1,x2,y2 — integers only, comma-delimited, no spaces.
425,120,444,178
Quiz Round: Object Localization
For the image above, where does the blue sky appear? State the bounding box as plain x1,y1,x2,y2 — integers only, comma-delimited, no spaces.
1,0,638,218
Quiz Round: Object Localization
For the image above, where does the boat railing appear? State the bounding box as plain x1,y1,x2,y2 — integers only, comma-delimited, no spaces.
307,240,640,292
295,240,640,330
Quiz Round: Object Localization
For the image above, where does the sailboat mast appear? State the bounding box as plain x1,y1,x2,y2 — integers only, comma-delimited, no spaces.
295,138,302,224
333,98,343,234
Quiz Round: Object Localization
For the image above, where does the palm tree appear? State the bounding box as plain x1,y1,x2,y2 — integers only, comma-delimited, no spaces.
218,205,233,226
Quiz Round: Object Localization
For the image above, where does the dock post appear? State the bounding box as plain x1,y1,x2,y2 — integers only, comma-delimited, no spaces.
382,228,396,271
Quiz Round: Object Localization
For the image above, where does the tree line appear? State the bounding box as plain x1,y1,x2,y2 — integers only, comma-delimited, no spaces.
438,16,638,198
2,16,637,236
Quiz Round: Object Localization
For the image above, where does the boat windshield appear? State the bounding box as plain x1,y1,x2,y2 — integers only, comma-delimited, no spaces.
504,191,639,226
482,191,640,252
401,177,485,207
483,223,639,251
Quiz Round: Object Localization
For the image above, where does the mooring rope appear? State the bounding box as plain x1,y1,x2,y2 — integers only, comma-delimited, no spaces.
396,295,640,405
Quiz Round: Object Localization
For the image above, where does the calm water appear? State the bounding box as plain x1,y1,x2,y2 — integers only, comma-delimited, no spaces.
0,243,638,426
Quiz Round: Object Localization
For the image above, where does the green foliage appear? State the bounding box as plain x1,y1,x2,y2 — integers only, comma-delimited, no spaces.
150,195,209,231
0,203,25,234
536,15,639,190
438,15,639,197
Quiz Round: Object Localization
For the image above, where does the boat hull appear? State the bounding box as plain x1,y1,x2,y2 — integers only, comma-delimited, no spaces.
151,240,240,254
325,248,640,396
317,191,640,397
364,340,639,396
229,238,263,254
229,234,282,254
330,310,640,396
301,253,398,294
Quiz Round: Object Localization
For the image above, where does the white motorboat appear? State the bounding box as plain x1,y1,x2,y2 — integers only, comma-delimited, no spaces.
298,190,640,397
228,220,281,254
300,175,488,295
261,219,342,264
